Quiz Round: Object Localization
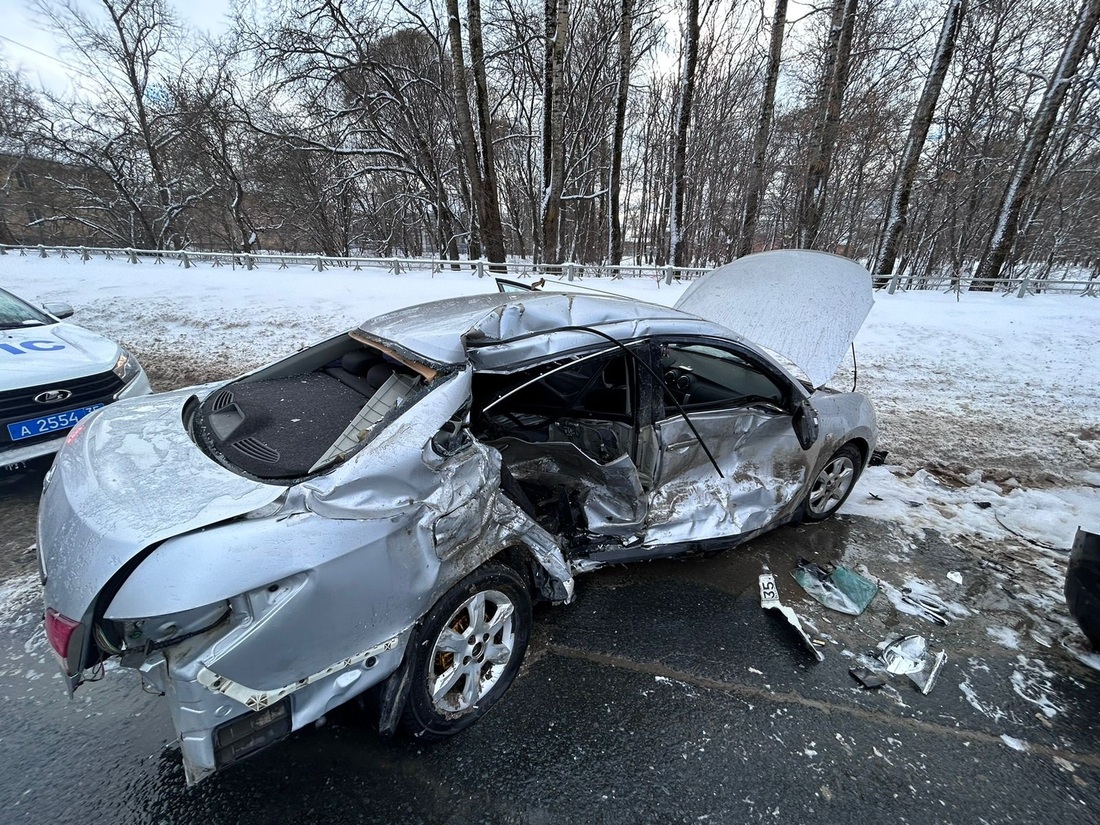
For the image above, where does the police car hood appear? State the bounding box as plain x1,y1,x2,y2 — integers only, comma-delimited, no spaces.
0,322,122,391
674,250,874,388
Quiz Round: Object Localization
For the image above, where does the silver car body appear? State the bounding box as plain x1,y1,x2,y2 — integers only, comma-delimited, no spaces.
1,286,152,466
38,251,876,783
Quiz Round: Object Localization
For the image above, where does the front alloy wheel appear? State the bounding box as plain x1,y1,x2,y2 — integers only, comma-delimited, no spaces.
803,443,862,521
402,562,531,739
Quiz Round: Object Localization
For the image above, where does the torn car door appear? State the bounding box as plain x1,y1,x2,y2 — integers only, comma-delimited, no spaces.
641,339,816,547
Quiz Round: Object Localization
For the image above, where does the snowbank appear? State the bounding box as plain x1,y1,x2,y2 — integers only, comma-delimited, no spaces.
4,251,1098,551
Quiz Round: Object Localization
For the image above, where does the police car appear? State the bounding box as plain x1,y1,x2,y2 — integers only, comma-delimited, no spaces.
1,285,152,468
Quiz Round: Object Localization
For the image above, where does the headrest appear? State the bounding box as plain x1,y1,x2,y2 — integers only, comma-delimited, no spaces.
342,350,377,376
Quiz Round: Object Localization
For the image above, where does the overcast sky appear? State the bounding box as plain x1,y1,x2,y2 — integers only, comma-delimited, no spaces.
0,0,232,90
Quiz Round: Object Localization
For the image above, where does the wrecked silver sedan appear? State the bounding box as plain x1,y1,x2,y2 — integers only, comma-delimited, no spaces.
38,250,876,783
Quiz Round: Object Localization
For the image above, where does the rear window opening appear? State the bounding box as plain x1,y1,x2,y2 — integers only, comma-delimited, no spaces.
192,335,427,480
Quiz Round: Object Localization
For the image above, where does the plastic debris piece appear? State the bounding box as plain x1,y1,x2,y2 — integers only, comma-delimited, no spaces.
869,449,888,466
791,559,878,616
849,667,885,689
947,571,963,585
908,650,947,695
880,635,928,675
876,634,947,694
759,568,825,662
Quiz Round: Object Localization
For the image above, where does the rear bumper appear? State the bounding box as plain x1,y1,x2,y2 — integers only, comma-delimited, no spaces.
138,623,411,784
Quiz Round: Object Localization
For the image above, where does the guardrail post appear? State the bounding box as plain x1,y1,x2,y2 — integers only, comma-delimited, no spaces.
1016,275,1030,298
127,247,139,264
79,246,90,262
180,251,191,269
314,255,325,272
476,259,486,278
664,265,674,286
38,244,47,258
391,257,401,276
886,274,900,295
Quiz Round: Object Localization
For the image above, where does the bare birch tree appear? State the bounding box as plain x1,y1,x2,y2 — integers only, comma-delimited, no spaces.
973,0,1100,286
872,0,967,285
736,0,787,259
669,0,699,270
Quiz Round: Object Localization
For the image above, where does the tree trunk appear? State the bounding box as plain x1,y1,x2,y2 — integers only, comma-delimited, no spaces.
669,0,700,271
541,0,569,266
796,0,857,250
973,0,1100,288
446,0,490,264
872,0,967,286
736,0,787,259
467,0,507,267
607,0,634,269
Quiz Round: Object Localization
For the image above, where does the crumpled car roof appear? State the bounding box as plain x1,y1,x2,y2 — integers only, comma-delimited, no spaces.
357,292,756,371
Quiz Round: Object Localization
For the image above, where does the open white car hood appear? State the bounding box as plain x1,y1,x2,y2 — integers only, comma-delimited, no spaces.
674,250,874,388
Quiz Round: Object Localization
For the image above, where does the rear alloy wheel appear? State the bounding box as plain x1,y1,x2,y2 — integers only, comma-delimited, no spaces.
803,443,862,521
401,562,531,740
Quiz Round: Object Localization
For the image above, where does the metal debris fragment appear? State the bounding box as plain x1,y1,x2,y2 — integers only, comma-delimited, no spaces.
792,559,878,615
759,567,825,662
899,590,950,625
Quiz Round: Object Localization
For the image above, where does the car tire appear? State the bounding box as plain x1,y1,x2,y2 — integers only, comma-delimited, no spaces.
802,443,863,522
400,562,532,740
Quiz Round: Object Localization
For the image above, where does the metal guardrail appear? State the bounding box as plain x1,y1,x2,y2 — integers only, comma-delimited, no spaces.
0,243,710,285
2,243,1097,297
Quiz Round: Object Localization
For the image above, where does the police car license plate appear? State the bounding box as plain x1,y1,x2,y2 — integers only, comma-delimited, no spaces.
7,405,104,441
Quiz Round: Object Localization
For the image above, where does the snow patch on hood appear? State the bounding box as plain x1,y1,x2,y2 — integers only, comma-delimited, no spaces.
675,250,873,388
0,323,122,390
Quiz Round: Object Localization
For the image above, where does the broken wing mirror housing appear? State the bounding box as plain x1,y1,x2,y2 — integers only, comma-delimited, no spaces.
792,399,820,451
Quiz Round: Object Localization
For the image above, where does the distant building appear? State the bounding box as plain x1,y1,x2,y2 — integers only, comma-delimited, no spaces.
0,153,113,247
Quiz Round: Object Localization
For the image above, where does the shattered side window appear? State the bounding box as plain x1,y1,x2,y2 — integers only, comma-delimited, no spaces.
659,342,784,414
475,349,632,424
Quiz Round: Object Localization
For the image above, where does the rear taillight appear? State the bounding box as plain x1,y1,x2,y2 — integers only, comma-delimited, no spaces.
45,609,81,659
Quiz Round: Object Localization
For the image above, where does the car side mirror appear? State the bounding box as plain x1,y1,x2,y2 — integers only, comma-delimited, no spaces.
42,301,74,319
792,399,819,451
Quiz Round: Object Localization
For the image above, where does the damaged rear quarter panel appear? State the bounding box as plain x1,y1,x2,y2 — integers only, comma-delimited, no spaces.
108,368,572,694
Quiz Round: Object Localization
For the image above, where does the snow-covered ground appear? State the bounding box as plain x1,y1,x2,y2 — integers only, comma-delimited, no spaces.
4,250,1098,555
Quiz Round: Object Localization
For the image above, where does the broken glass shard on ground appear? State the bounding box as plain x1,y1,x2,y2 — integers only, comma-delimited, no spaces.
759,567,825,662
791,559,878,615
877,634,947,695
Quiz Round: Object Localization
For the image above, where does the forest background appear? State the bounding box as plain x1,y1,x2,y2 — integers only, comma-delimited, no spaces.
1,0,1098,289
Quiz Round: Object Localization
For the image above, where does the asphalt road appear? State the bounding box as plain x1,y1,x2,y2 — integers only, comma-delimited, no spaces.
1,464,1098,824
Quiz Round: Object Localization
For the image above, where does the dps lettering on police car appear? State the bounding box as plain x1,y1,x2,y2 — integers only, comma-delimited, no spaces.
1,285,152,467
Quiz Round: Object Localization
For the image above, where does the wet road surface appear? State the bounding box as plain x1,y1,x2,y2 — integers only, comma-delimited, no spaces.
2,465,1098,824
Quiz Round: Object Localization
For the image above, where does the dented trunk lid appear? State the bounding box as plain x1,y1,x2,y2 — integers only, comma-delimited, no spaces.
38,387,284,623
674,250,874,388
